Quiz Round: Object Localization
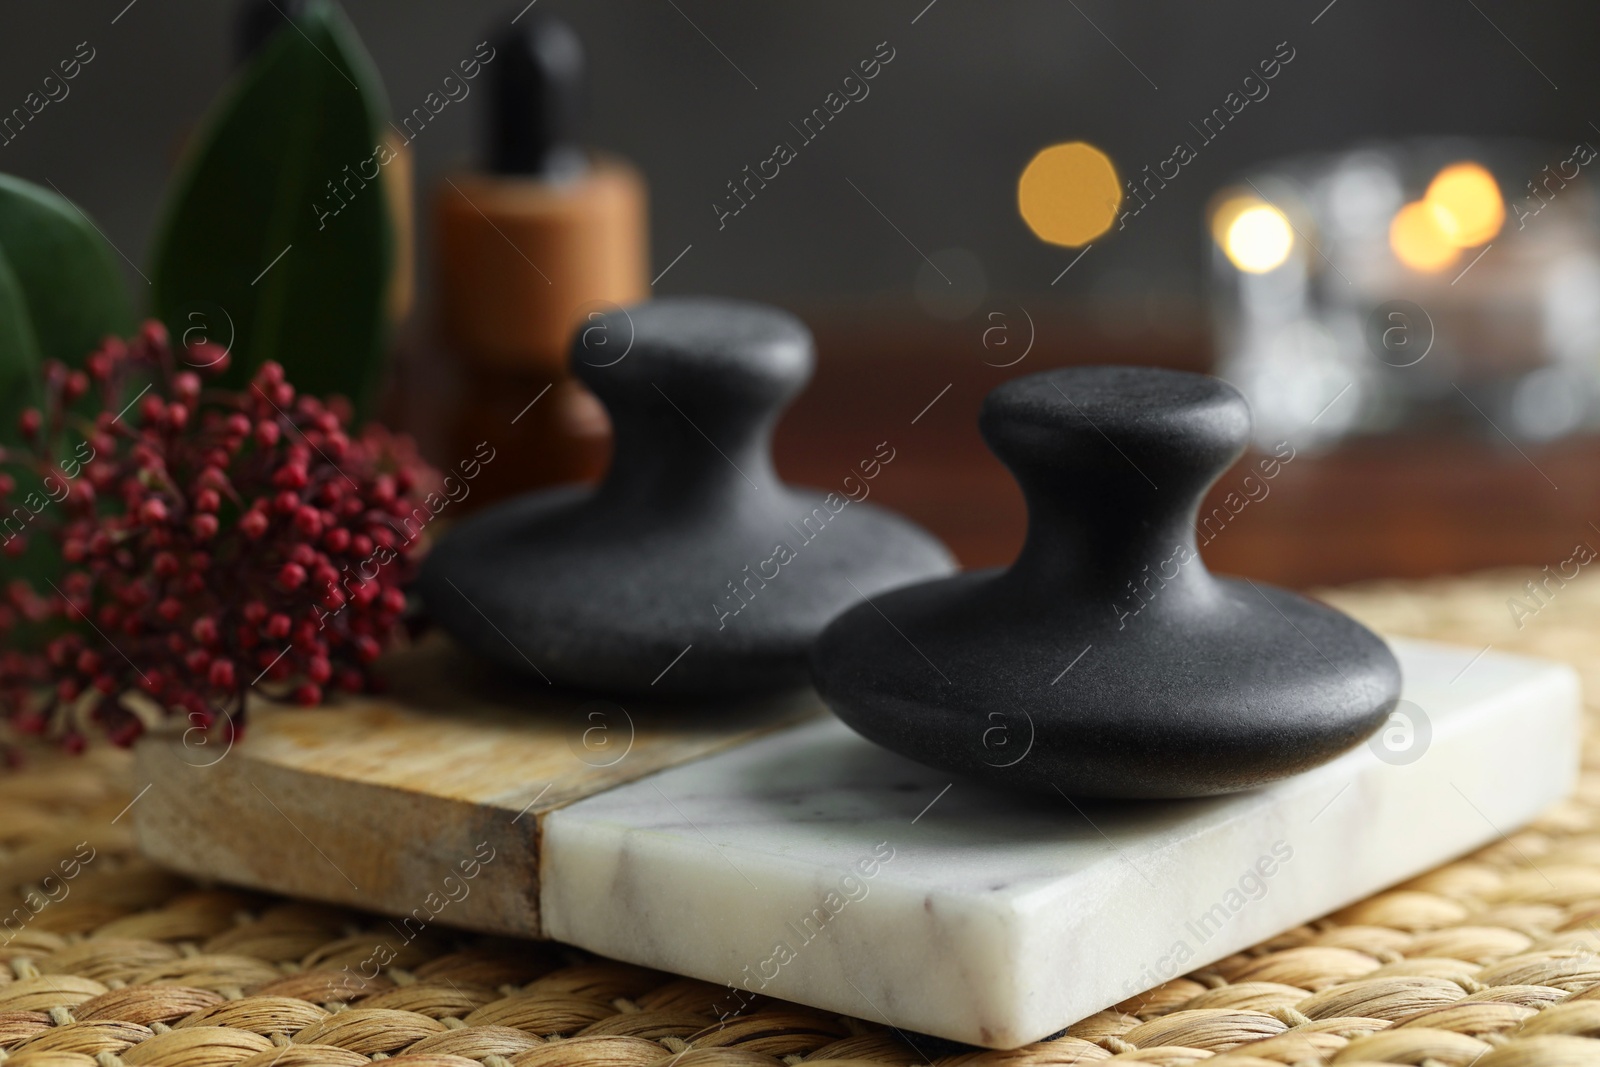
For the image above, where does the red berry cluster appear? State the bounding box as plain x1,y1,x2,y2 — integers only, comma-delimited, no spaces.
0,322,438,757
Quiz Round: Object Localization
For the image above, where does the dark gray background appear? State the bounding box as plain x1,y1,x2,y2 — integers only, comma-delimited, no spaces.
2,0,1593,315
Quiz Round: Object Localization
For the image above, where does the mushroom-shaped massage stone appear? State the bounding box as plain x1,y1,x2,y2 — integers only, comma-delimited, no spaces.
810,366,1401,798
420,297,955,697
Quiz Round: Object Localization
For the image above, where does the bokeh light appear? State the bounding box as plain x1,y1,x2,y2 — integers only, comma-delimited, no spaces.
1424,162,1503,247
1389,200,1460,272
1221,202,1294,273
1209,194,1256,248
1017,142,1122,247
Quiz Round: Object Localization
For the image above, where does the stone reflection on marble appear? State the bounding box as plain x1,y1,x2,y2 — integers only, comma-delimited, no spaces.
539,639,1580,1049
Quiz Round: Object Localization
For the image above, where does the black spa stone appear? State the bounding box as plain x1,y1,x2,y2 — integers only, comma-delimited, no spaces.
809,366,1401,799
419,297,955,697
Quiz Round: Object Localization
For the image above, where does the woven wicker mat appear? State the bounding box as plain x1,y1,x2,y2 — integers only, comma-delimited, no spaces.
5,570,1600,1067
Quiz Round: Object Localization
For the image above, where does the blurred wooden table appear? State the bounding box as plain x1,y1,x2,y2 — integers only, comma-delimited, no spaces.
775,305,1600,589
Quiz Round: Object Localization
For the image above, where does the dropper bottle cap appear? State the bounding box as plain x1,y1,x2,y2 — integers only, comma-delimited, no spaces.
487,16,588,182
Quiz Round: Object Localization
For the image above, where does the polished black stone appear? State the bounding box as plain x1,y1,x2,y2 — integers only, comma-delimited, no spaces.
419,297,955,697
809,366,1401,799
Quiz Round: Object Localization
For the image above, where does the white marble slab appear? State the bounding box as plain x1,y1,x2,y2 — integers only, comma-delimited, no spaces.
540,638,1581,1049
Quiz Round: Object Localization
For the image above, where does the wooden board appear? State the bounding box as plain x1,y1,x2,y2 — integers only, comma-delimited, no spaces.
131,633,822,936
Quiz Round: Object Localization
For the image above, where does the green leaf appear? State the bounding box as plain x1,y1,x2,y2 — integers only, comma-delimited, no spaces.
0,246,54,590
0,173,134,369
151,0,394,418
0,242,42,439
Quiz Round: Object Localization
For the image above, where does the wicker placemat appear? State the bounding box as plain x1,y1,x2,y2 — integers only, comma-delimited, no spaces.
4,569,1600,1067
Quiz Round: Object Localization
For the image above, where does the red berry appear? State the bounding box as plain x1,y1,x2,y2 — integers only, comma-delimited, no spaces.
226,413,251,437
154,551,180,578
265,613,292,640
277,562,306,591
18,409,40,439
243,601,268,625
324,527,350,553
293,506,322,539
192,514,219,540
156,597,182,622
291,623,321,653
307,656,332,684
293,683,322,706
273,463,308,490
195,488,221,513
208,658,236,690
139,498,169,524
64,371,89,403
187,342,228,374
173,371,201,403
275,491,301,515
192,616,219,646
255,420,281,448
240,509,269,538
353,635,382,664
108,719,144,747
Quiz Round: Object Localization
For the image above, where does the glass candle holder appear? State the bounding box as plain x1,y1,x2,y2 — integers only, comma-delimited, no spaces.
1209,138,1600,449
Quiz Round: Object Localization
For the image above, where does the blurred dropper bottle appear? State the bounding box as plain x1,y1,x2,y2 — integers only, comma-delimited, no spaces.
435,13,648,506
